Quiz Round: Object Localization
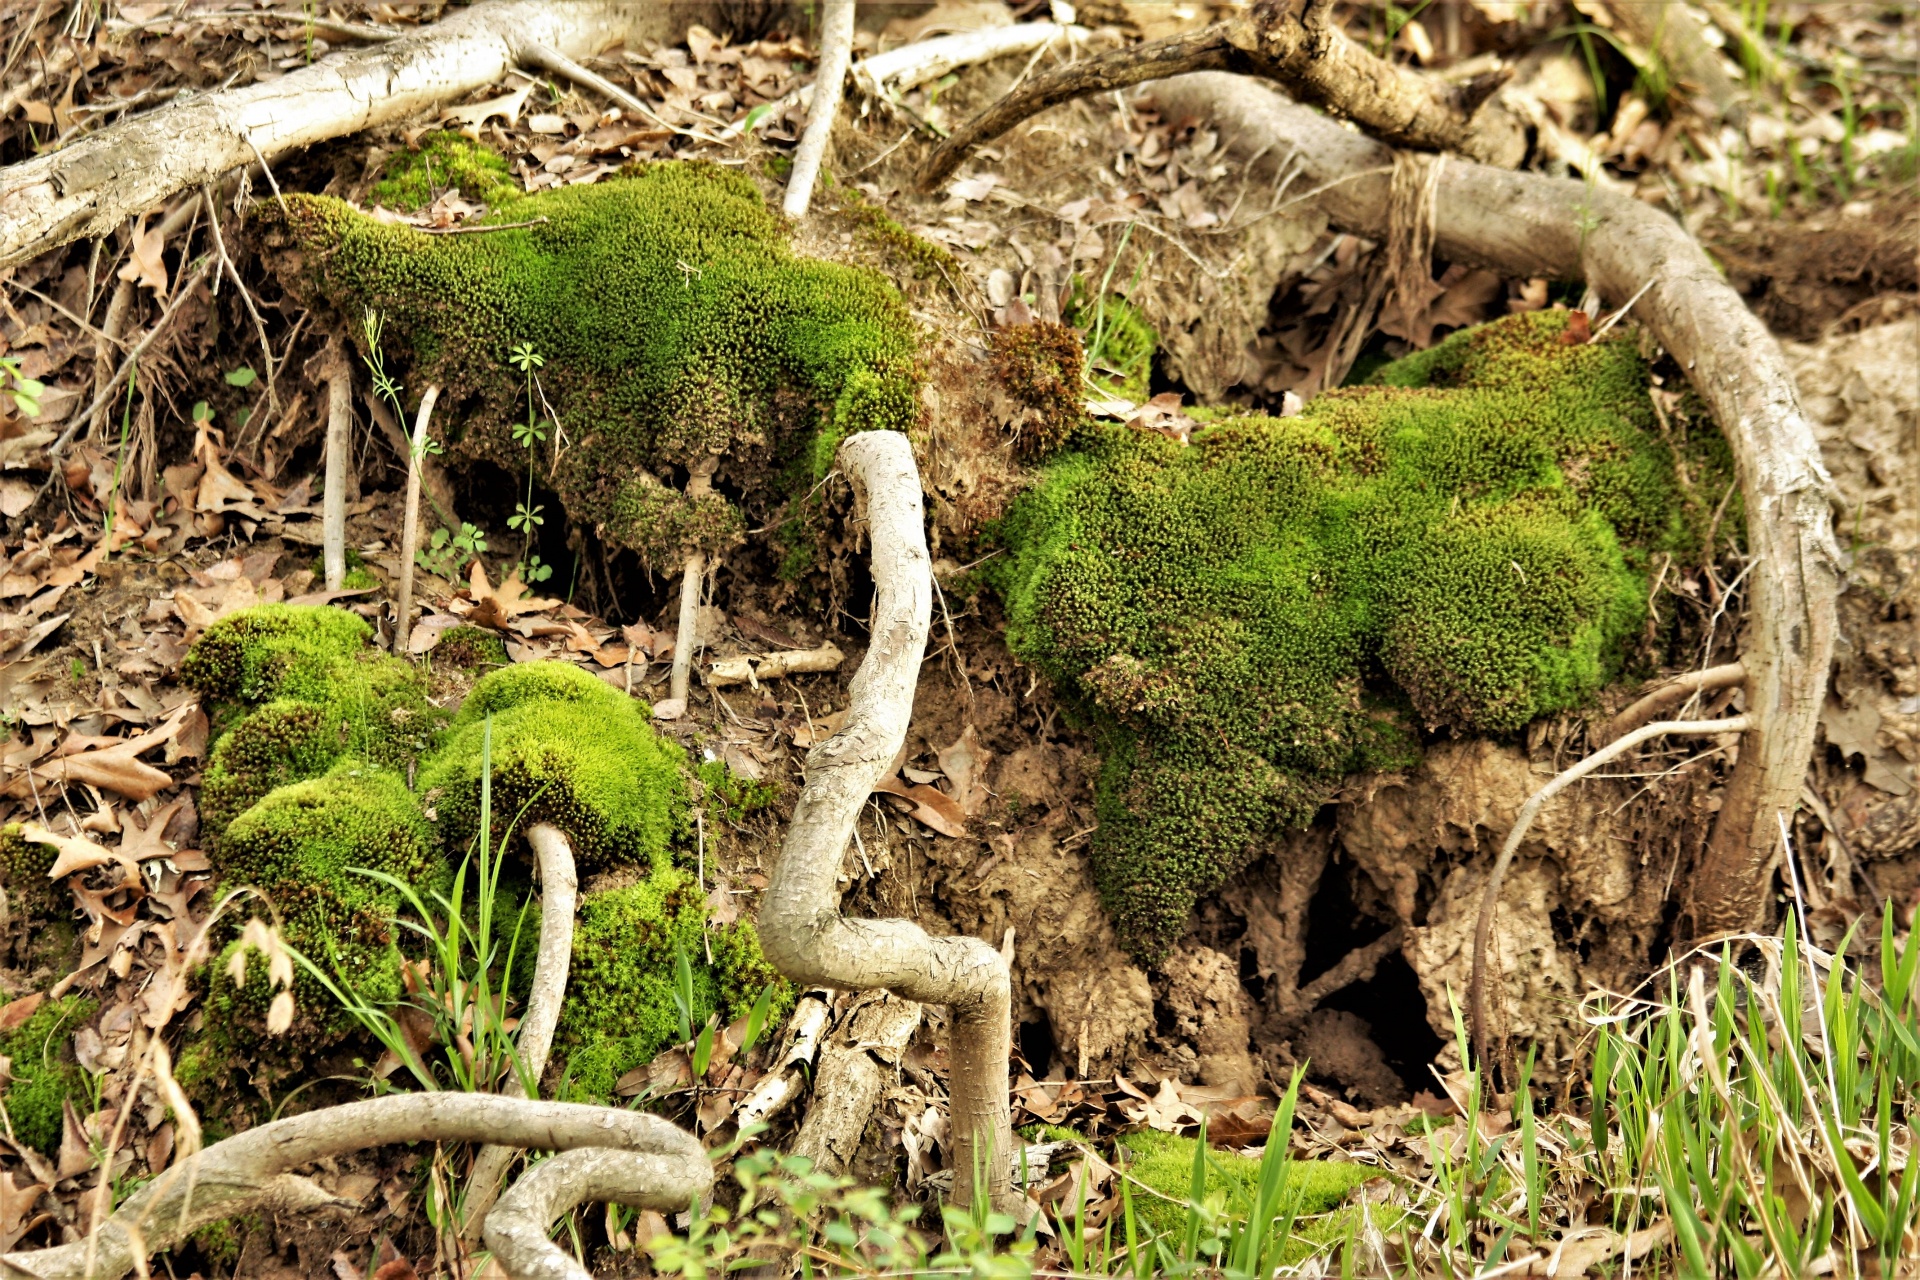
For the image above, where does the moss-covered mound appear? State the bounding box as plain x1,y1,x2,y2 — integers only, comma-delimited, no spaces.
1117,1129,1373,1241
208,760,442,1046
186,605,447,841
992,310,1736,959
255,160,920,569
0,995,97,1154
555,867,792,1102
370,130,516,212
421,661,685,870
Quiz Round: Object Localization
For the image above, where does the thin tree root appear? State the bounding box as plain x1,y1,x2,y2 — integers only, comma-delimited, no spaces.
783,0,855,218
392,385,441,654
484,1147,711,1280
320,337,352,590
460,822,581,1242
920,0,1526,190
1600,662,1747,745
1470,716,1753,1074
757,431,1015,1210
0,1096,705,1280
733,988,835,1132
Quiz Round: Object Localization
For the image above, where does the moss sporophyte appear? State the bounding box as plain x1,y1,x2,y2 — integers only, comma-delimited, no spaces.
255,156,920,576
991,310,1740,961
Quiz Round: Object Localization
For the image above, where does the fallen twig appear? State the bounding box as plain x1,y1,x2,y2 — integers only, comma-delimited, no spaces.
393,385,442,654
705,643,844,689
320,338,352,590
733,988,835,1132
1470,716,1754,1074
783,0,855,218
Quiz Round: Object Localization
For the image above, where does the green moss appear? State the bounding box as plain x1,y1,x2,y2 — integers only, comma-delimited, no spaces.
180,604,374,708
991,320,1087,460
370,130,516,212
1066,285,1156,404
696,757,778,824
256,162,920,572
848,199,961,283
0,821,57,913
423,661,685,870
555,868,792,1101
1118,1129,1372,1242
0,996,97,1154
435,624,510,669
307,548,378,592
992,311,1720,959
209,761,439,1045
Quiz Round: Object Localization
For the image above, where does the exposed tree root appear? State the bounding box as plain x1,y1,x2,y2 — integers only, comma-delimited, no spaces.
461,822,581,1243
1147,73,1839,943
783,0,855,218
1601,663,1747,746
1281,926,1406,1025
920,0,1526,190
733,988,835,1132
320,338,352,590
788,991,922,1180
484,1147,712,1280
392,385,441,654
757,431,1015,1210
0,1096,703,1280
1470,716,1754,1073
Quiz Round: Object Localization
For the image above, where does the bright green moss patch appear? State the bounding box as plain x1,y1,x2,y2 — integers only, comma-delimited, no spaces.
423,661,685,869
369,130,516,212
0,821,56,912
0,996,97,1154
1118,1130,1373,1243
993,311,1726,959
697,757,778,825
435,624,510,669
180,603,373,708
1067,285,1156,404
210,761,440,1045
555,867,792,1102
256,162,920,571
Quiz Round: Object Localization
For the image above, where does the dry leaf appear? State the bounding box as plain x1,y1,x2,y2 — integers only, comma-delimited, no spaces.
874,776,967,837
116,213,169,297
0,993,45,1033
467,559,559,630
442,80,535,131
0,1170,49,1252
935,725,995,817
20,822,132,880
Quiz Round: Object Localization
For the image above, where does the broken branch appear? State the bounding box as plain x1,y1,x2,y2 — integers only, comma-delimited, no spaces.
756,431,1015,1210
705,643,844,689
1470,715,1754,1073
392,385,441,655
733,988,834,1131
320,339,352,590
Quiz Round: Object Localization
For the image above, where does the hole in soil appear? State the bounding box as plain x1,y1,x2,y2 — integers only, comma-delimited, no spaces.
1299,860,1446,1093
1018,1018,1056,1078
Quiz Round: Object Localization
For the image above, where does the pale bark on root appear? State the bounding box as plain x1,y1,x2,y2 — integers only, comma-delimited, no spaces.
392,385,440,654
757,430,1015,1210
783,0,855,218
0,1,711,272
787,991,922,1180
0,1096,704,1280
732,988,834,1132
460,822,581,1243
1470,716,1754,1074
1600,662,1747,746
321,339,352,590
484,1148,711,1280
706,643,844,689
919,0,1527,191
1147,73,1841,943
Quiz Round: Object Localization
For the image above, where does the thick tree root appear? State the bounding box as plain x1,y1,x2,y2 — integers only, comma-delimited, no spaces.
757,431,1015,1210
460,822,581,1242
783,0,855,217
1147,73,1839,942
1470,716,1754,1073
920,0,1526,190
484,1147,711,1280
788,991,922,1180
0,1096,704,1280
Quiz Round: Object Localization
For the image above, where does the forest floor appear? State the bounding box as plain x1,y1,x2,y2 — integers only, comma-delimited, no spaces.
0,2,1916,1277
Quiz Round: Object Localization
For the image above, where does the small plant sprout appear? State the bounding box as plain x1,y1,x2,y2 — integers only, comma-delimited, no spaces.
1,354,46,417
507,342,554,582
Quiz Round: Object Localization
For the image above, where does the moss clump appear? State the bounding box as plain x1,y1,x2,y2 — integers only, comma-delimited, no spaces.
991,320,1087,460
256,162,920,572
180,604,374,708
1117,1129,1372,1241
435,625,509,669
0,996,97,1154
422,661,685,870
208,761,440,1045
555,868,792,1101
309,548,378,592
370,130,516,212
697,757,778,825
848,199,961,283
1066,286,1156,404
0,821,57,914
993,311,1720,959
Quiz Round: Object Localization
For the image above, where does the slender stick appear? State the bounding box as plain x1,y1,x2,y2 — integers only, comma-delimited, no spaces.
393,385,440,655
320,339,352,590
1470,715,1753,1074
666,459,718,710
461,822,580,1241
1600,662,1746,745
783,0,856,218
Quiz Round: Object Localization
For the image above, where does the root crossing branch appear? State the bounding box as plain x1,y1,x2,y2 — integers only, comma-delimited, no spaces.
1600,662,1747,745
757,431,1014,1209
1470,716,1753,1073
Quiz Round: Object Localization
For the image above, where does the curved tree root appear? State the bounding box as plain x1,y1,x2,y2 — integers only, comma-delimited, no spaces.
1470,716,1753,1074
783,0,856,218
1146,73,1840,945
920,0,1526,191
1600,662,1747,746
757,430,1015,1210
484,1147,711,1280
460,822,581,1243
0,1096,706,1280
